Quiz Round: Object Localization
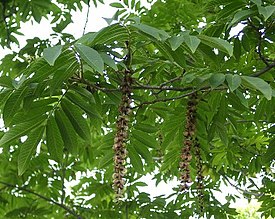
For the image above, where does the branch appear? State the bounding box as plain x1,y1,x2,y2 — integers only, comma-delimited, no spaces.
134,90,198,108
132,84,193,92
251,61,275,77
159,71,185,87
0,181,82,219
222,175,263,197
82,0,90,36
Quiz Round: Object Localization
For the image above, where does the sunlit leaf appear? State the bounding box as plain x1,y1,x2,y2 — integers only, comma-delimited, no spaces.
242,76,272,100
75,43,104,73
43,45,63,66
226,74,241,92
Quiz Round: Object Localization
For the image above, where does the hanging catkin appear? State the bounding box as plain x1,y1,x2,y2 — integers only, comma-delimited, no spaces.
179,92,198,191
112,69,132,202
194,137,204,214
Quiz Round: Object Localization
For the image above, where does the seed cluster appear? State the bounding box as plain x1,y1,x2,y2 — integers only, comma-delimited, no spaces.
179,92,198,192
112,69,132,202
194,137,204,214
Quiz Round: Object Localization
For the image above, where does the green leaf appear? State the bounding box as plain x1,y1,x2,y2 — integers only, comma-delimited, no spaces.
100,52,118,71
46,116,64,162
50,60,78,93
98,151,113,168
91,24,128,45
132,23,169,41
0,116,47,147
229,10,255,27
233,37,241,60
251,0,262,6
168,35,184,51
18,126,45,175
169,34,200,53
55,109,78,154
226,74,241,92
3,87,29,126
132,140,153,164
198,35,233,56
0,76,14,88
132,130,158,149
135,123,158,133
242,76,272,100
110,2,124,8
212,152,226,166
258,6,275,21
209,73,225,88
184,35,201,54
61,99,91,141
65,91,101,119
154,41,186,68
70,85,96,103
128,146,143,173
43,45,63,66
75,44,104,73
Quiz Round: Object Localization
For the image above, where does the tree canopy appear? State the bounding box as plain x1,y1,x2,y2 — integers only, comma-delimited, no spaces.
0,0,275,218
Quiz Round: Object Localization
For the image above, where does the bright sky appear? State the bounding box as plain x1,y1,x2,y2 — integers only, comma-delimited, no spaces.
0,0,259,214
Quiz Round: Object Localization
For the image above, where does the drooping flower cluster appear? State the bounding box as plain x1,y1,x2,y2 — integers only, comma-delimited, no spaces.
179,92,198,191
194,137,204,214
112,69,132,202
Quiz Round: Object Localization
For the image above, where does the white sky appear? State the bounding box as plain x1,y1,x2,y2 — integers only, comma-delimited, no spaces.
0,0,259,214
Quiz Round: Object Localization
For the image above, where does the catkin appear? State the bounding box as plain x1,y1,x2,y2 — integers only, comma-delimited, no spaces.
112,69,132,202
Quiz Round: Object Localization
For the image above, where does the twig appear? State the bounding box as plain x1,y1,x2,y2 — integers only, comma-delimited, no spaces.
159,71,185,87
61,152,68,205
0,181,82,218
222,175,263,197
134,90,198,108
82,0,90,36
250,61,275,77
132,84,193,92
247,19,269,66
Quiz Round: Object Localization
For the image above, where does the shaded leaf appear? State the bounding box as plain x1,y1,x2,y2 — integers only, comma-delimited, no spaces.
55,109,78,154
100,52,118,71
209,73,225,88
0,115,47,146
132,130,158,149
128,146,143,173
132,23,169,41
3,87,29,126
18,126,45,175
65,91,101,119
61,98,91,141
46,116,64,162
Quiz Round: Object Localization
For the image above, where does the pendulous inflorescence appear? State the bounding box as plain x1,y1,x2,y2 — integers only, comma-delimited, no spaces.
112,69,132,202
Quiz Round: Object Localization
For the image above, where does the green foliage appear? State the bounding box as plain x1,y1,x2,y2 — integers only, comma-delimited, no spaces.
0,0,275,218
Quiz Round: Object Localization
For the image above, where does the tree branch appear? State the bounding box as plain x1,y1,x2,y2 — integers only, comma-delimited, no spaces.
222,175,263,197
0,181,82,219
82,0,90,36
134,90,198,108
132,84,193,92
251,61,275,77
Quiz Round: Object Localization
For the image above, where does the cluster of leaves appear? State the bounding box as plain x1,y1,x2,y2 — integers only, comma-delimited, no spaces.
0,0,274,218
